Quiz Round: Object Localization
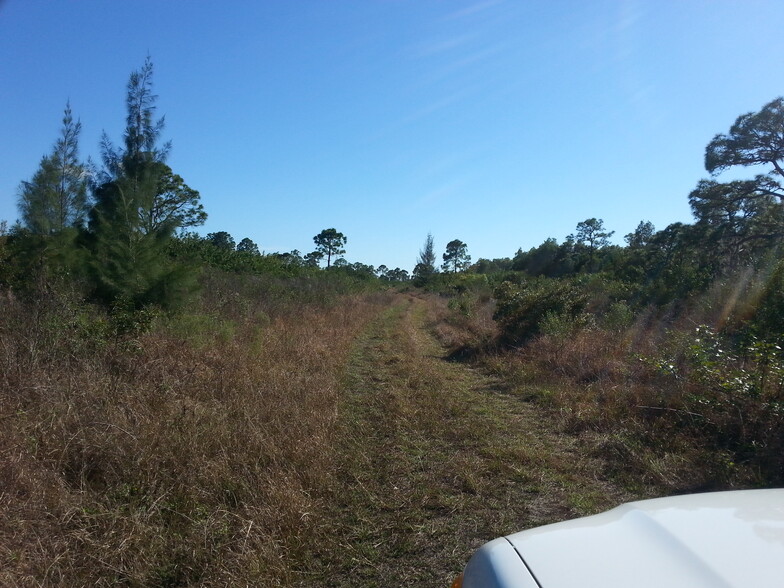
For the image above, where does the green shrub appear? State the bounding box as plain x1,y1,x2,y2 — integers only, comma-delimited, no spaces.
540,310,595,339
667,325,784,482
493,277,589,345
602,301,634,332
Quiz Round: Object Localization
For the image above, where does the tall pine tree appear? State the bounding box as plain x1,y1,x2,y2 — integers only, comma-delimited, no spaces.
413,232,437,285
88,58,195,309
18,102,89,234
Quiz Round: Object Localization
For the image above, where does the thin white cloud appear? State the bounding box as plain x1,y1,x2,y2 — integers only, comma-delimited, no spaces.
446,0,506,20
410,33,477,58
399,89,470,125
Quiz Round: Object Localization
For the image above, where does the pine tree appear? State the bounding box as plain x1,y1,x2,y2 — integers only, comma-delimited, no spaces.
413,232,437,284
237,237,260,255
442,239,471,273
88,58,196,308
98,57,204,235
313,228,347,268
18,102,89,234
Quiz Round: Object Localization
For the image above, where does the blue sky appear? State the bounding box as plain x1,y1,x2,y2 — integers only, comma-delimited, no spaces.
3,0,784,271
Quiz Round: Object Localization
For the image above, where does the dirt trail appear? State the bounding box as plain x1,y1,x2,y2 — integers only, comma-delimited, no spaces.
315,295,632,587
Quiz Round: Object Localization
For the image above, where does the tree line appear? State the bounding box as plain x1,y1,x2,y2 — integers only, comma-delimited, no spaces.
417,98,784,301
2,58,415,313
461,97,784,347
5,56,784,328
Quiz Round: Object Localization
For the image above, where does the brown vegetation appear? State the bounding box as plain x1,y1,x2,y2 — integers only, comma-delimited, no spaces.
1,273,391,585
3,270,781,586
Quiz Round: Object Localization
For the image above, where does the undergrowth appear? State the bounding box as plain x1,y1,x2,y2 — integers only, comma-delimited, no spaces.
6,264,783,585
434,276,784,493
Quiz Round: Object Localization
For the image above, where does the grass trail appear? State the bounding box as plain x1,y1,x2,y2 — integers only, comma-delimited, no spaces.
314,294,634,587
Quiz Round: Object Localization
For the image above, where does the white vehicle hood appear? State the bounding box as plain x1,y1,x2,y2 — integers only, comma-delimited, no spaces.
505,489,784,588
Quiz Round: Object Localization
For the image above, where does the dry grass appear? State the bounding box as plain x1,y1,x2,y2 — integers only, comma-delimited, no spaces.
4,285,616,587
7,274,773,586
1,278,392,586
424,293,498,358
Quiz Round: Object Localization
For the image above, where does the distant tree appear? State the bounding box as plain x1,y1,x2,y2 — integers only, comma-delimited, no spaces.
693,97,784,272
313,228,347,268
611,221,657,283
378,265,410,281
207,231,236,250
386,267,410,281
624,221,655,249
275,249,304,265
237,237,260,255
413,232,437,284
473,257,512,274
442,239,471,273
576,218,614,252
513,238,562,276
689,179,783,269
332,257,348,268
18,102,90,234
418,233,436,270
344,261,375,278
303,251,323,267
575,218,614,271
554,234,580,276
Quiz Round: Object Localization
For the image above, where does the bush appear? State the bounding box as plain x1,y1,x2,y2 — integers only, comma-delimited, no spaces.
493,277,589,345
676,325,784,479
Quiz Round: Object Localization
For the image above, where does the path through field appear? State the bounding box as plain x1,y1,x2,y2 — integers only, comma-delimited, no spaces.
315,295,634,587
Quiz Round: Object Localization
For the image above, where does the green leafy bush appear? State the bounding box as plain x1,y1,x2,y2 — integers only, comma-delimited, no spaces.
493,277,589,345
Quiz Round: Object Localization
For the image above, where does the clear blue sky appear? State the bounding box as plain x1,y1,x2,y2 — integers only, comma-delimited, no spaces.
2,0,784,271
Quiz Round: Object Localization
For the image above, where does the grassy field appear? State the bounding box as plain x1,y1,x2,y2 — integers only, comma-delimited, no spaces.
1,281,763,586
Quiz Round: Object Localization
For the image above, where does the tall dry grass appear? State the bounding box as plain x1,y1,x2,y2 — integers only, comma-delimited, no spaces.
1,276,391,586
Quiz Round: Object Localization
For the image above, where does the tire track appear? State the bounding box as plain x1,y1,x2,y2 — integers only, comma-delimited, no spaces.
314,295,632,587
